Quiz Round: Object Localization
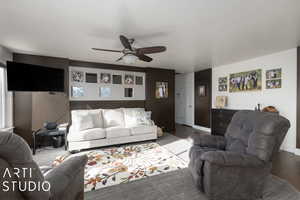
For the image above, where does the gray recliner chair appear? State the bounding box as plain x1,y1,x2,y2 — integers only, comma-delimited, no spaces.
0,131,87,200
189,110,290,200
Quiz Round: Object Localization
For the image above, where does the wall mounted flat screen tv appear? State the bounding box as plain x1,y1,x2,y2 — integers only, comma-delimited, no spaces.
7,61,65,92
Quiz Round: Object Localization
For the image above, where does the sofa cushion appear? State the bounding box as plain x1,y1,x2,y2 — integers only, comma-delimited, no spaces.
71,109,103,130
102,108,125,128
77,114,94,131
130,125,156,136
67,128,106,142
106,127,131,138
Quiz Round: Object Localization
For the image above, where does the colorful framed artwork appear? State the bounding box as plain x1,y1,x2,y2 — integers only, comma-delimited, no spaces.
100,73,111,84
266,79,281,89
156,82,168,99
229,69,262,92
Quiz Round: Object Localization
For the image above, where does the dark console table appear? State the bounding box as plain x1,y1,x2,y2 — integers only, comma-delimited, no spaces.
211,109,238,136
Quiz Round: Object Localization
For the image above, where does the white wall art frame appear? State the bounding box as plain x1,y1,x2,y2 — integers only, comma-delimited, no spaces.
69,66,145,101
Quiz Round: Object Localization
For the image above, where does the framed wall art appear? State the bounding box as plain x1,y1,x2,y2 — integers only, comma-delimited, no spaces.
156,82,168,99
71,71,84,82
266,68,281,79
100,73,111,84
229,69,262,92
71,86,84,97
124,74,134,85
218,77,227,92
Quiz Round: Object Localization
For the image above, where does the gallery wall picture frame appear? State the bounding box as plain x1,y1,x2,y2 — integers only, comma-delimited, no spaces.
71,86,84,97
218,76,228,92
86,73,98,83
218,77,227,85
69,66,146,101
266,68,282,89
100,87,111,97
124,74,134,85
112,74,122,84
124,88,134,97
266,68,282,79
218,84,227,92
229,69,262,92
266,79,281,89
71,71,84,82
100,73,111,84
135,76,143,85
156,82,168,99
198,85,206,97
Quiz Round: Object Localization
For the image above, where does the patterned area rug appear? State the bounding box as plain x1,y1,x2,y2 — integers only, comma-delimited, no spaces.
53,143,187,192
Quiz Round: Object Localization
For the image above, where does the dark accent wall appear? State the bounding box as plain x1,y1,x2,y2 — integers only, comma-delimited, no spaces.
145,68,175,132
297,47,300,148
13,92,32,145
194,69,212,128
13,54,69,145
12,53,176,145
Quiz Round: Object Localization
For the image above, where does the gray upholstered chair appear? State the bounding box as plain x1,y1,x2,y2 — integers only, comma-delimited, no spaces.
0,131,87,200
189,110,290,200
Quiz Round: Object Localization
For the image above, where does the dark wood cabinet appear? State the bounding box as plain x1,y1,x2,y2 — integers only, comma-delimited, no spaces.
211,109,238,136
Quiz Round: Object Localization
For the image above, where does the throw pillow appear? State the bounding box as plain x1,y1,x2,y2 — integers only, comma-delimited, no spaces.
123,108,145,128
136,110,153,126
102,108,125,128
77,114,94,131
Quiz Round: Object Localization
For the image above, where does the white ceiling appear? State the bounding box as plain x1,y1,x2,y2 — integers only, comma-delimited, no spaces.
0,0,300,73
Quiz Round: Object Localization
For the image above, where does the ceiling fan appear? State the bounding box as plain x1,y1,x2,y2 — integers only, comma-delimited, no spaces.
92,35,166,63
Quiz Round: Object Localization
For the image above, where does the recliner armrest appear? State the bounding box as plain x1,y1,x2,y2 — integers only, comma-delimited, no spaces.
45,155,87,200
200,151,265,167
192,134,226,150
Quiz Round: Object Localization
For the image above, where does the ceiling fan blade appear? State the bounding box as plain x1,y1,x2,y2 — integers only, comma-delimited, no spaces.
137,54,153,62
92,48,122,53
116,55,126,62
120,35,132,50
136,46,166,54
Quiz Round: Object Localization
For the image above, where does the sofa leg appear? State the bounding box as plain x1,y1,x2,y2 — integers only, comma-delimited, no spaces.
69,150,80,154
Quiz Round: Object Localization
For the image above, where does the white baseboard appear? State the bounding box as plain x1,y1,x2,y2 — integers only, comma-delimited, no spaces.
192,125,211,133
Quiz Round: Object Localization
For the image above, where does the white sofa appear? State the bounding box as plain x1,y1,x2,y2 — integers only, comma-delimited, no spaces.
67,108,157,151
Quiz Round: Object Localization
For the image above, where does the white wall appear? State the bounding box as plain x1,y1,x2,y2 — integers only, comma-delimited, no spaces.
0,46,13,128
212,48,298,153
175,72,194,126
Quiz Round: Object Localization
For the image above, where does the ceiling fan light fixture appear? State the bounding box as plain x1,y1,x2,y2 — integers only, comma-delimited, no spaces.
122,54,138,64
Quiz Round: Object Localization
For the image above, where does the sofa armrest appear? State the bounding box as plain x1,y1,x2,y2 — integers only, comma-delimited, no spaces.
200,151,265,167
191,134,226,150
45,155,87,200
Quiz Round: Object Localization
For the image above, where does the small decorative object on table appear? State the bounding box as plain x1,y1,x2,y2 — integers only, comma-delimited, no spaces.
157,127,164,137
262,106,279,114
215,96,228,108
